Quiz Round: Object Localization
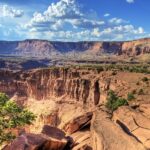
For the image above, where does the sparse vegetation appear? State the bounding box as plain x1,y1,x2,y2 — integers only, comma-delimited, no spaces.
96,66,104,73
142,77,149,82
106,90,128,111
112,71,117,76
75,64,150,74
132,89,137,94
138,89,144,95
0,93,36,145
127,93,135,101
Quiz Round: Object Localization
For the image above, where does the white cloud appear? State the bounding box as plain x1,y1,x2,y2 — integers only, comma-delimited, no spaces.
137,27,144,34
69,19,105,29
109,17,128,24
126,0,134,3
92,28,101,37
23,24,146,41
97,25,145,40
0,5,24,18
104,13,110,17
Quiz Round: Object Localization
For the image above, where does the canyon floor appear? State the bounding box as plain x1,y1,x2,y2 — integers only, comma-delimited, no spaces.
0,63,150,150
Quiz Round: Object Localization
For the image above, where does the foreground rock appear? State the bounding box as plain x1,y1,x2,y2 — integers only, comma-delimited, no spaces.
3,126,68,150
113,106,150,149
91,109,145,150
71,130,92,150
63,112,93,134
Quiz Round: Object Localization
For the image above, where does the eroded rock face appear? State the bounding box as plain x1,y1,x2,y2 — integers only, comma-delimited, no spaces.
0,68,103,106
121,38,150,56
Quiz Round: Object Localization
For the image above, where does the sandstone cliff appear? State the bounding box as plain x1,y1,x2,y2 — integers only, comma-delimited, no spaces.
0,38,150,57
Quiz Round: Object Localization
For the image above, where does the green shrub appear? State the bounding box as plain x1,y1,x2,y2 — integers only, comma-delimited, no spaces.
106,90,128,111
138,89,144,95
142,77,149,82
127,93,135,101
112,71,117,76
96,67,104,73
0,93,36,145
132,89,136,94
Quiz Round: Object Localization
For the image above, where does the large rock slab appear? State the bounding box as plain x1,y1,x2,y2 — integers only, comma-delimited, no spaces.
113,106,150,149
91,109,145,150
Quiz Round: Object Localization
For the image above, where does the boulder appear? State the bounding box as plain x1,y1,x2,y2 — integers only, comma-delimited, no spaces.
63,112,93,134
3,126,68,150
3,133,47,150
41,125,66,141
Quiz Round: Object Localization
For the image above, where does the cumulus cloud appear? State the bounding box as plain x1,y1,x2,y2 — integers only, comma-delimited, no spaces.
25,0,104,31
1,5,24,18
126,0,134,3
43,0,83,19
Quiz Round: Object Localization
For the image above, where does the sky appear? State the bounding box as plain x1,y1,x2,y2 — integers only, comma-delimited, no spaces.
0,0,150,41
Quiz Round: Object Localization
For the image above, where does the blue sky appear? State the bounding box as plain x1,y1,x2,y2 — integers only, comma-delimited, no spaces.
0,0,149,41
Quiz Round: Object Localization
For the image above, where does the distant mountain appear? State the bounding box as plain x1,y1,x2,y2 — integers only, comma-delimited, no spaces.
0,38,150,58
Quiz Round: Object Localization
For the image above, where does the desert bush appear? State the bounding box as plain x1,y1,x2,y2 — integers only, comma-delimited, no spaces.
138,89,144,95
112,71,117,76
127,93,135,101
132,89,136,94
106,90,128,111
96,66,104,73
142,77,149,82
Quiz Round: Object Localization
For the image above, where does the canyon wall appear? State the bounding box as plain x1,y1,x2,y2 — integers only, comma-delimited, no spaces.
0,38,150,57
0,68,105,106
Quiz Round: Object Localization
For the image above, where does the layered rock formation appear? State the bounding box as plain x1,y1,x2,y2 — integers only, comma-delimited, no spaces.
0,38,150,57
0,67,150,149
